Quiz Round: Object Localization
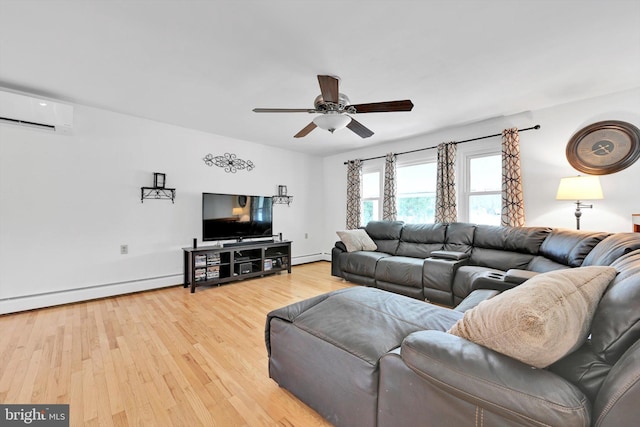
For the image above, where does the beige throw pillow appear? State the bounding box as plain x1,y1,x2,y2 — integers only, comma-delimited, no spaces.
336,229,377,252
448,266,617,368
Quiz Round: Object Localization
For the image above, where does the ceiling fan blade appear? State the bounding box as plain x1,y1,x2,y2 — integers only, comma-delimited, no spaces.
347,117,374,138
253,108,316,113
317,75,339,104
294,122,317,138
347,100,414,113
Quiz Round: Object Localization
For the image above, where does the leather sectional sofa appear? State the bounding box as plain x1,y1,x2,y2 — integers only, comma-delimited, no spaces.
331,221,610,306
265,221,640,426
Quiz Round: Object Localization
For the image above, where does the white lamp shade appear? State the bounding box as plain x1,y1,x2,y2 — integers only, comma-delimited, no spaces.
556,175,604,200
313,113,351,132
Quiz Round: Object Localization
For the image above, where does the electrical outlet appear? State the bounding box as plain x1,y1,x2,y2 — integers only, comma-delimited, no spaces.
120,244,128,255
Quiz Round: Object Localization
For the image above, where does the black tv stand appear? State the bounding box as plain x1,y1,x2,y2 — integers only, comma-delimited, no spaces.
183,240,292,293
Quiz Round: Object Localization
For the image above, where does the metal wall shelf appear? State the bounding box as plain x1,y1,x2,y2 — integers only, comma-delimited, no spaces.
141,187,176,203
272,195,293,206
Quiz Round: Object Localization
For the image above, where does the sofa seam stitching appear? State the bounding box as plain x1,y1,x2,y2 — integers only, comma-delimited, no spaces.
595,369,640,425
403,341,589,414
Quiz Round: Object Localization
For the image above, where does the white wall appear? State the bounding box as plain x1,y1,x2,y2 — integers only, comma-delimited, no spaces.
2,88,638,313
0,104,325,313
322,88,640,253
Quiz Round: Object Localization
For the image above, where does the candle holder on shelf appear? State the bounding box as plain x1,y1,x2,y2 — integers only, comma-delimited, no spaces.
273,185,292,206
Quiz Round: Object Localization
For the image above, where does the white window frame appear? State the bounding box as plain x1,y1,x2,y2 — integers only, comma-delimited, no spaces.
395,153,438,223
456,140,501,223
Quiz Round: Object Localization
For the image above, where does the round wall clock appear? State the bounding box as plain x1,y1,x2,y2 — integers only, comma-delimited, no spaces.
566,120,640,175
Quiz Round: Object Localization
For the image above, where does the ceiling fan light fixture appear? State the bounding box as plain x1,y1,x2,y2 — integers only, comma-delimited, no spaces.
312,113,351,133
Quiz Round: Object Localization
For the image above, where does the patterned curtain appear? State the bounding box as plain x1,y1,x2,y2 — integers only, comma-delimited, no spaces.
382,153,397,221
435,142,457,223
501,128,526,227
346,159,362,229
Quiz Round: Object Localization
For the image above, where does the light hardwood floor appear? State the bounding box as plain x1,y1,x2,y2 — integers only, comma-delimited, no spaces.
0,261,352,426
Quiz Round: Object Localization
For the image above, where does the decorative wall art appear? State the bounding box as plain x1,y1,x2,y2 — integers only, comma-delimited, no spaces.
203,153,255,173
566,120,640,175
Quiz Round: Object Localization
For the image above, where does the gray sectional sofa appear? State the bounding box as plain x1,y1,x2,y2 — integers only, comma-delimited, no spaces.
265,221,640,426
331,221,609,306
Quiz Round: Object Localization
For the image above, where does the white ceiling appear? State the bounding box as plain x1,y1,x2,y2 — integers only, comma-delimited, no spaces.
1,0,639,156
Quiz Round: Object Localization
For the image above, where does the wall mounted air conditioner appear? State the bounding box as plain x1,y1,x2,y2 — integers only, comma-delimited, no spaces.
0,89,74,133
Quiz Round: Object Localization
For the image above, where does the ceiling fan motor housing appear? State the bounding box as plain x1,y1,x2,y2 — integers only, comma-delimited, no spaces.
314,93,353,113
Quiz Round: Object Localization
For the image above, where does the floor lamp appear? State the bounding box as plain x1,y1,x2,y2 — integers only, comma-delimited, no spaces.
556,175,604,230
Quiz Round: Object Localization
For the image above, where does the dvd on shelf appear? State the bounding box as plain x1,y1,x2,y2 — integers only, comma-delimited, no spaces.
207,253,221,265
194,268,207,282
194,254,207,268
207,265,220,279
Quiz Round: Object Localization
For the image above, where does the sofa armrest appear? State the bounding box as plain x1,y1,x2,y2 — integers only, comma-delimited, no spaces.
401,330,590,426
334,240,348,252
423,257,470,306
430,250,469,260
504,268,539,285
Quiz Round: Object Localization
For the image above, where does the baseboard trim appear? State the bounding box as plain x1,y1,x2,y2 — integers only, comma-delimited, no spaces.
2,255,334,314
0,274,181,315
292,253,330,264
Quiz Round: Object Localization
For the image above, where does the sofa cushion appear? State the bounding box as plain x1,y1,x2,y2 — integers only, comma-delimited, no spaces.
583,233,640,267
336,229,378,252
470,225,551,270
342,251,391,277
272,287,463,365
527,255,572,273
473,225,551,254
376,256,425,288
365,220,404,255
396,223,446,258
590,249,640,364
539,229,609,267
444,222,476,253
448,266,617,368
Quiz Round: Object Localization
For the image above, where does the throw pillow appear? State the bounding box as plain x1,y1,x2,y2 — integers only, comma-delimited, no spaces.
336,229,378,252
448,266,617,368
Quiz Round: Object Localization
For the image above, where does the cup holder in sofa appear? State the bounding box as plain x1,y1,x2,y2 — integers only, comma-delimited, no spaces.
486,272,506,281
466,270,516,294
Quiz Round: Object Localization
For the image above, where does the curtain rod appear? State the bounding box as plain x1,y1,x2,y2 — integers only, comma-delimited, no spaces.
343,124,541,165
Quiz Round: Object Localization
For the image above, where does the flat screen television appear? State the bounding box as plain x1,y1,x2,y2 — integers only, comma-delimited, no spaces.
202,193,273,242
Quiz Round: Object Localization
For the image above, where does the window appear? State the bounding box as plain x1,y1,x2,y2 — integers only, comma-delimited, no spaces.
357,142,502,226
361,170,381,225
360,160,437,226
467,154,502,225
396,162,437,223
